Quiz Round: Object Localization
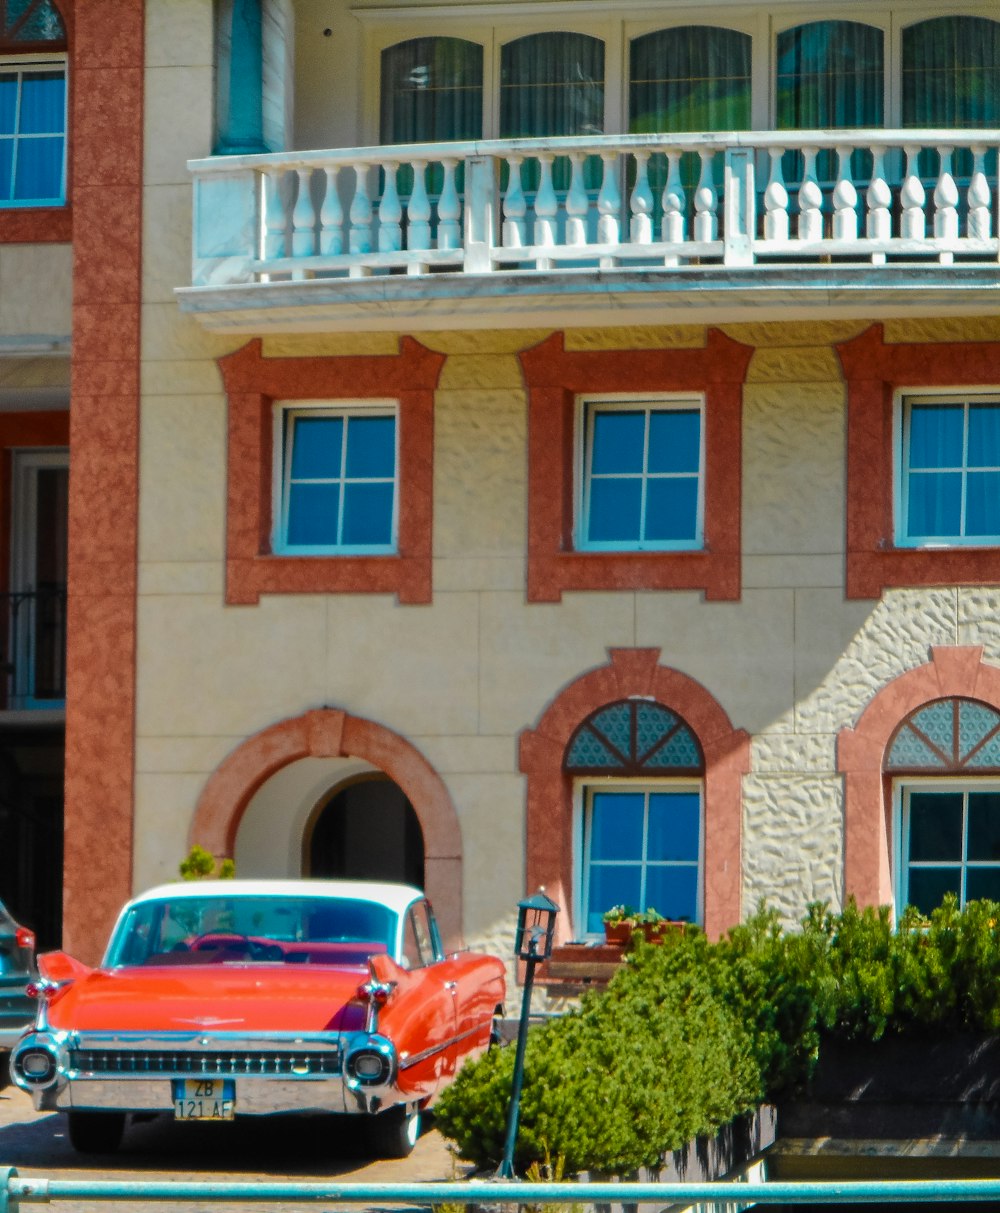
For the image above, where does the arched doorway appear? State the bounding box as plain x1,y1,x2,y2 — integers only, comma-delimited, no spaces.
307,776,424,887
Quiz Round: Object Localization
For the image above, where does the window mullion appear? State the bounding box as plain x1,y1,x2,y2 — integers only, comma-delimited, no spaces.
961,788,970,908
960,400,970,540
639,788,650,910
336,414,349,547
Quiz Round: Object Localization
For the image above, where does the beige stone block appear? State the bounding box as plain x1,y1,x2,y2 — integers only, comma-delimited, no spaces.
0,355,69,391
958,588,1000,661
432,556,525,592
885,317,1000,344
141,359,225,397
635,588,795,736
325,592,481,737
436,355,523,391
751,732,838,775
145,0,213,68
565,326,705,350
133,771,205,891
135,734,242,775
417,735,516,774
449,772,525,935
746,347,843,384
0,246,72,338
722,320,868,348
743,382,845,557
793,587,958,736
478,591,636,735
742,773,844,923
136,594,328,737
743,554,843,589
138,561,225,596
142,303,238,363
435,389,526,559
415,330,550,355
263,333,401,358
139,394,226,563
144,65,214,186
143,184,193,305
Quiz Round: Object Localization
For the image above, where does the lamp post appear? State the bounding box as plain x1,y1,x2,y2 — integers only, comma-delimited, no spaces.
497,889,559,1179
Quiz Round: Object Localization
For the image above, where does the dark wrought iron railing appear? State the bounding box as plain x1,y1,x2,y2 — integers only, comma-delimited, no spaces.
0,585,67,709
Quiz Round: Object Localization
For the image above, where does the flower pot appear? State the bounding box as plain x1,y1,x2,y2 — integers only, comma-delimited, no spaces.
603,921,633,945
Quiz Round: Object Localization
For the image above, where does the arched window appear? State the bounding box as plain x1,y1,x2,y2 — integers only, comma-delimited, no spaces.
902,17,1000,130
629,26,751,135
0,0,66,207
380,37,483,146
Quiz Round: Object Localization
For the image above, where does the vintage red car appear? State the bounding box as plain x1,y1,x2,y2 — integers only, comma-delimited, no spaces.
9,879,506,1157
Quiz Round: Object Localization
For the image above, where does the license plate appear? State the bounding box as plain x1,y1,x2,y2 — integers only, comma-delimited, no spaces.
172,1078,235,1121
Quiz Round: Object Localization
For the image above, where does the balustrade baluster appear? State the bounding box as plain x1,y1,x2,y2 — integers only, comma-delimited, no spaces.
437,158,461,250
866,146,891,264
797,147,823,241
934,145,959,264
596,152,620,267
832,148,858,241
565,152,589,246
968,146,992,241
661,150,685,263
319,166,343,256
263,169,287,262
406,161,432,271
630,151,654,244
763,149,788,242
349,163,373,264
900,145,925,241
291,168,317,262
693,150,718,242
378,161,403,253
533,155,558,269
502,156,527,248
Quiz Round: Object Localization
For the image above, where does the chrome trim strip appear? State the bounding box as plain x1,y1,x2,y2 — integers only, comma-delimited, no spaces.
399,1023,483,1071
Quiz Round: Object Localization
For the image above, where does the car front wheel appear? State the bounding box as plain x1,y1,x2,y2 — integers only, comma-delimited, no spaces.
366,1104,420,1159
68,1110,126,1154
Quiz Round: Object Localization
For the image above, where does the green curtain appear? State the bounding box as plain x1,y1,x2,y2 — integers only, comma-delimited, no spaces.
380,37,483,146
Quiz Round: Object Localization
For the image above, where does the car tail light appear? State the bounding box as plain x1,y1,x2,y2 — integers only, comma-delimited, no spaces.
13,1047,57,1086
15,926,35,951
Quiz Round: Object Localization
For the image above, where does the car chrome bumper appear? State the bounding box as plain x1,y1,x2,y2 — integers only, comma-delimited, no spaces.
48,1076,351,1115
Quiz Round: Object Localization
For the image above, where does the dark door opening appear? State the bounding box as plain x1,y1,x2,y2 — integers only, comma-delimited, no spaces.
308,777,424,888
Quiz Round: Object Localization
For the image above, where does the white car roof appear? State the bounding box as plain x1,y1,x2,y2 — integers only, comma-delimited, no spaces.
125,879,425,917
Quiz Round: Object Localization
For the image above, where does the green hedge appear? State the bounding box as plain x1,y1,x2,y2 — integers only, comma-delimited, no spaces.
434,896,1000,1175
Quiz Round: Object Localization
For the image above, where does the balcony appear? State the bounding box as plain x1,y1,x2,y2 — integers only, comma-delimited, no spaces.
0,587,67,712
178,129,1000,333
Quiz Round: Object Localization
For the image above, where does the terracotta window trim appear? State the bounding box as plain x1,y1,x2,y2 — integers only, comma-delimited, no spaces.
218,337,445,606
519,330,753,603
0,206,71,243
836,324,1000,600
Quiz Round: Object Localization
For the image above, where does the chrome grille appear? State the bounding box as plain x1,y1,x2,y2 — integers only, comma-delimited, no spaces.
69,1049,341,1077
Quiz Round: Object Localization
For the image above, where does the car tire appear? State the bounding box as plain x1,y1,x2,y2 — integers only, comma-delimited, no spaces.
0,1050,9,1092
68,1110,127,1154
366,1104,420,1159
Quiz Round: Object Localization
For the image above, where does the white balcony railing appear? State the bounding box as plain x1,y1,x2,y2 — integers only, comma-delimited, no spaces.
187,129,1000,292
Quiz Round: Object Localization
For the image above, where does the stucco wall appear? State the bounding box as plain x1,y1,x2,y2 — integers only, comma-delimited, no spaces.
0,245,72,343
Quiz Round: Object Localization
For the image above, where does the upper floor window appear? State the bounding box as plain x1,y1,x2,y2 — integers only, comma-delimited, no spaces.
380,37,483,146
274,403,398,555
903,16,1000,129
629,26,750,135
898,393,1000,547
579,397,703,551
499,32,604,141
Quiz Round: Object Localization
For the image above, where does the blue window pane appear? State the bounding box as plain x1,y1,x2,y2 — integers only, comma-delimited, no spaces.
908,404,963,468
19,73,64,135
0,140,11,199
345,415,395,478
342,482,394,546
909,791,963,861
966,869,1000,902
588,479,642,543
645,865,698,922
966,472,1000,537
286,482,340,546
290,416,342,479
591,411,645,474
0,77,16,135
648,410,700,474
648,792,700,862
969,404,1000,467
907,867,960,916
586,866,642,934
645,477,699,542
907,471,962,537
13,135,62,200
590,791,643,861
967,792,1000,862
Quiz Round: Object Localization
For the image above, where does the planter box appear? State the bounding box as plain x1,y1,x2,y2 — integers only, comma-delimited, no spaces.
540,943,626,990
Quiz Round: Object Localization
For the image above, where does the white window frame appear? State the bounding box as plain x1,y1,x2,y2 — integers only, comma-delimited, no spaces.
895,778,1000,915
575,393,705,553
272,399,399,556
574,777,704,939
0,52,67,208
893,387,1000,548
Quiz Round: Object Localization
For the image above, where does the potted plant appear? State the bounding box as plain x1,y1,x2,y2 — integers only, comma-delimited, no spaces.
602,905,682,945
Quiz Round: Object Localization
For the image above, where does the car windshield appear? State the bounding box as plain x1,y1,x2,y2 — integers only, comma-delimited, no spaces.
105,895,396,968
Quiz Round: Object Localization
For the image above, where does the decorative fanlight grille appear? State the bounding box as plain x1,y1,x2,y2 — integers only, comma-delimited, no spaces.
886,698,1000,772
0,0,65,49
565,699,703,775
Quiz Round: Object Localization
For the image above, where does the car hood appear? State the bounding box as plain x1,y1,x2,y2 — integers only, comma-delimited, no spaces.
46,965,369,1034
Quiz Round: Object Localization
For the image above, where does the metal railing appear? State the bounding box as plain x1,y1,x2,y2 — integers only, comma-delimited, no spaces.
0,587,67,710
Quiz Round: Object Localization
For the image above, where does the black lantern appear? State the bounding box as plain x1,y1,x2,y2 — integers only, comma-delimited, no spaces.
498,889,559,1179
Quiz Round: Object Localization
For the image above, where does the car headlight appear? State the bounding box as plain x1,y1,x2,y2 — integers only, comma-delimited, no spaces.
13,1046,58,1087
344,1039,395,1087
